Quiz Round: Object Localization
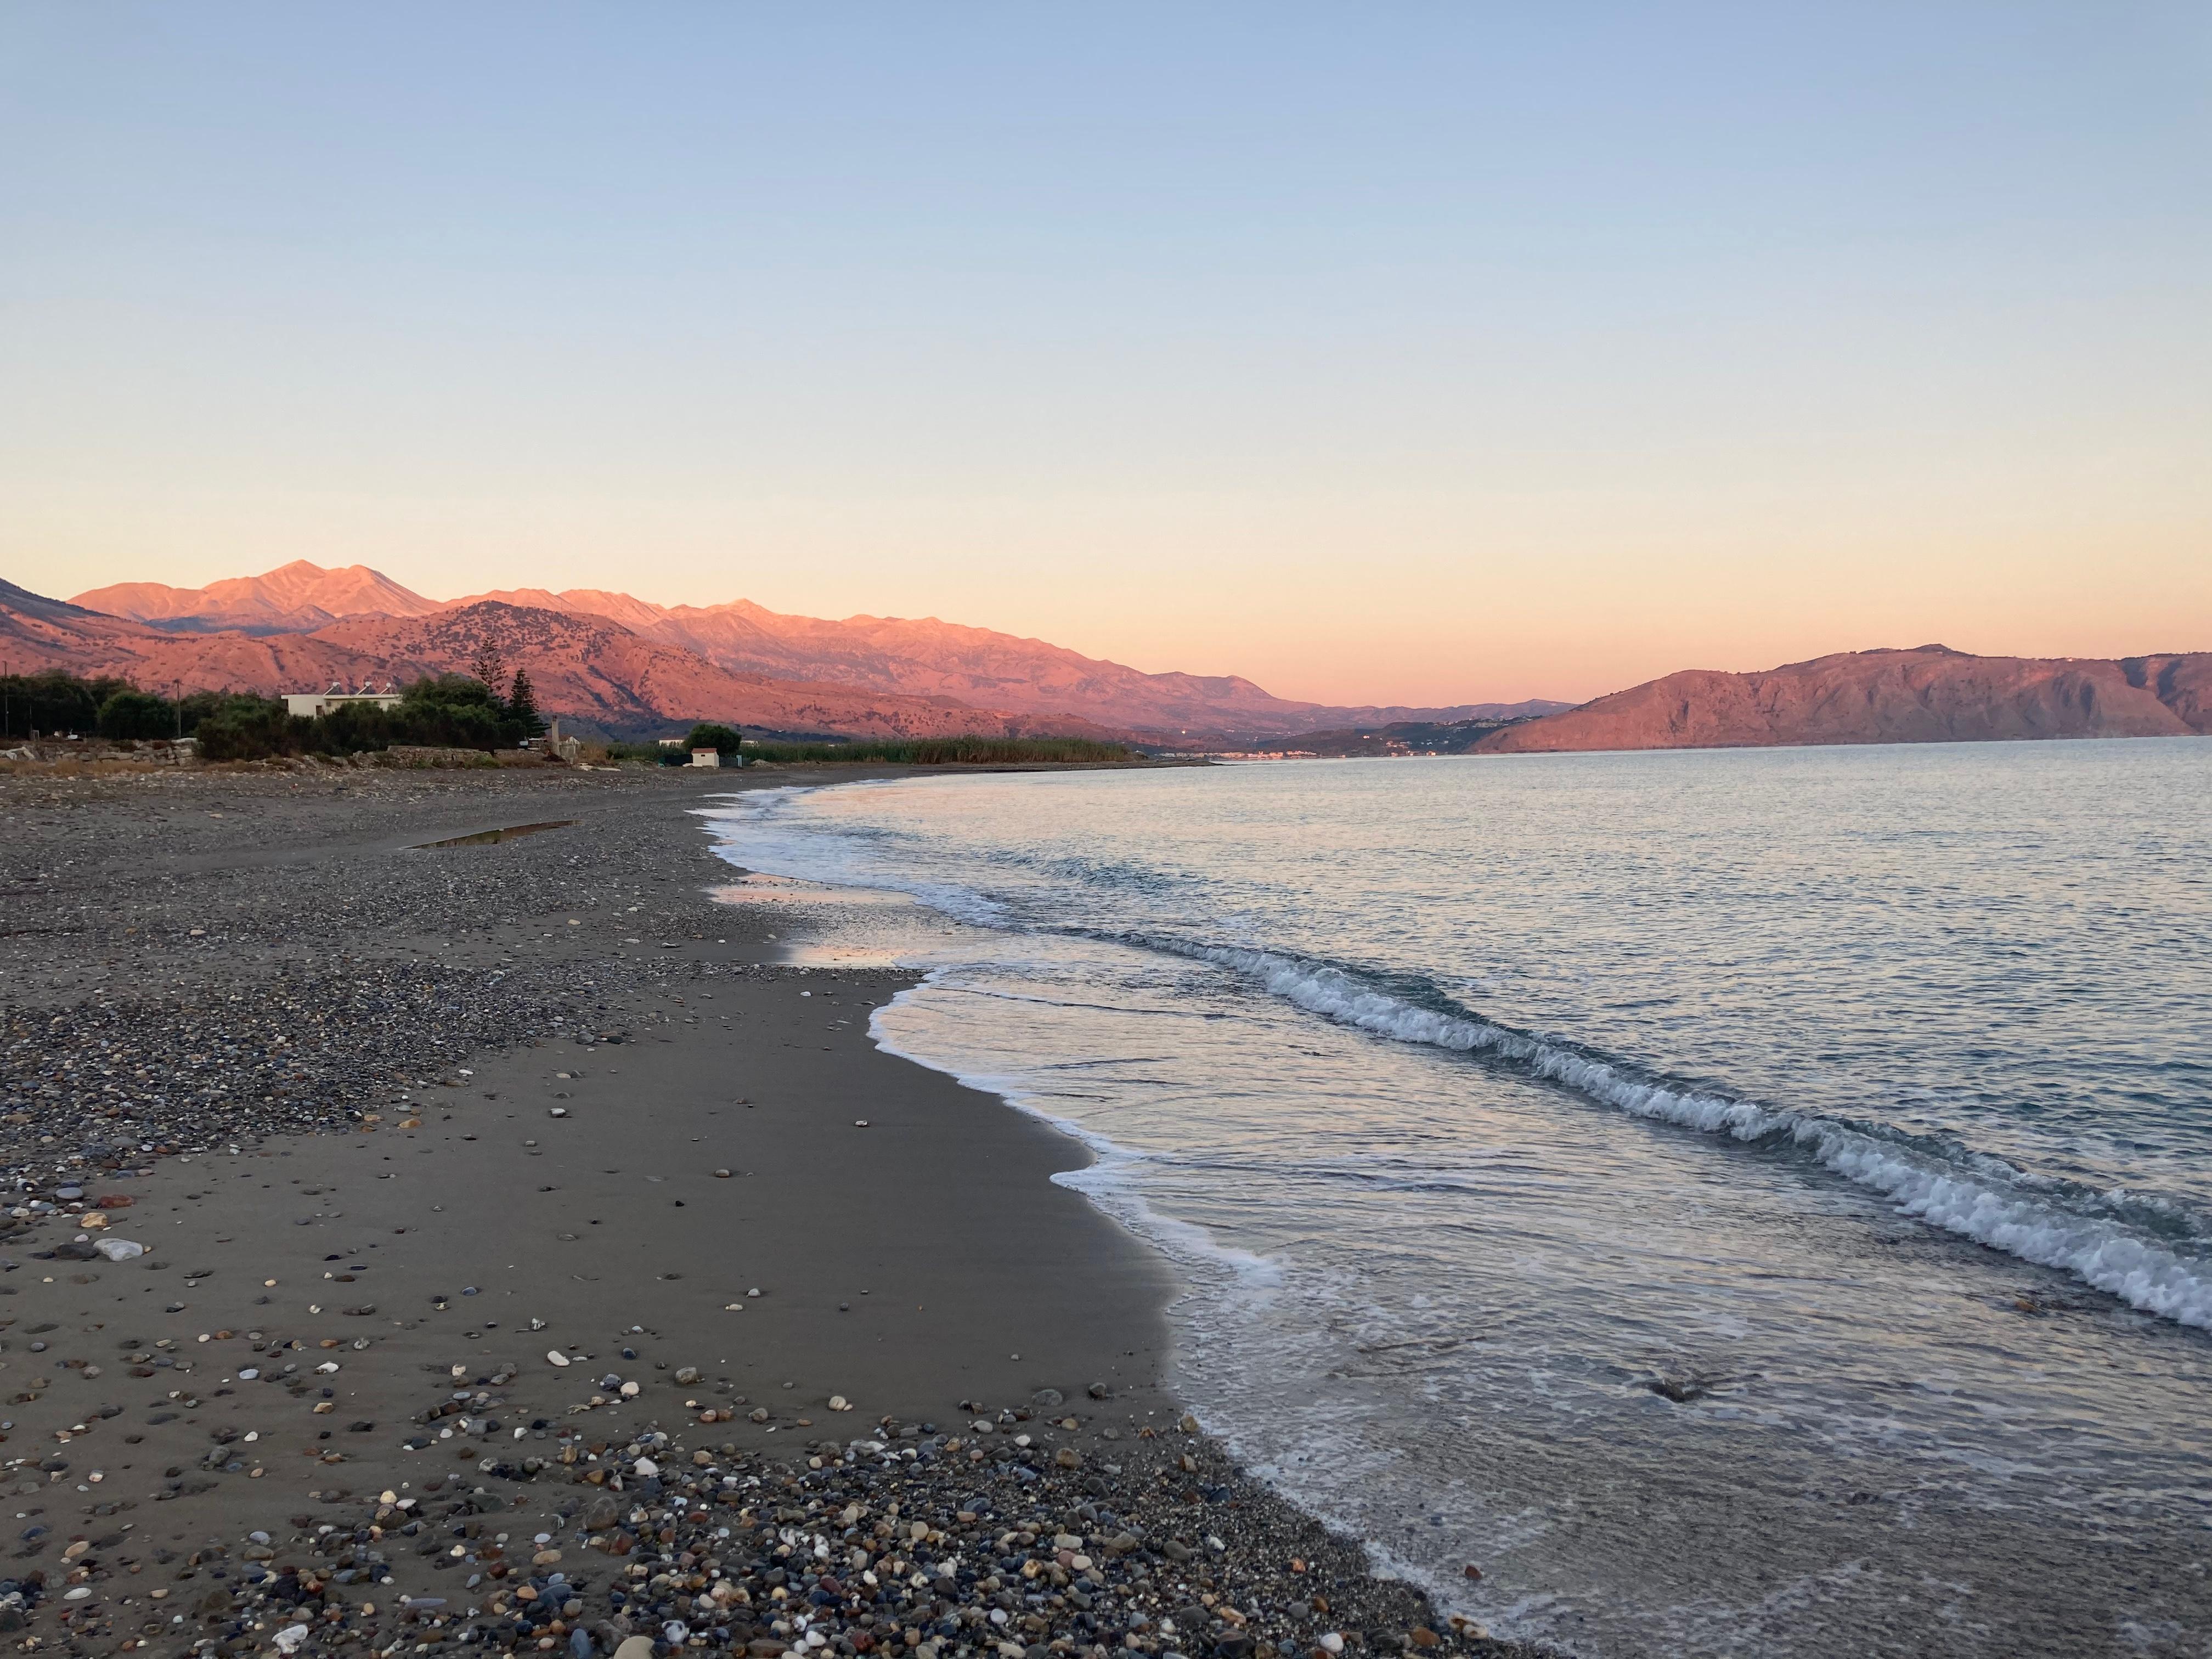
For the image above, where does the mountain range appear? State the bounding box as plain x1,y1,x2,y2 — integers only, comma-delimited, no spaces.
20,561,1561,741
1,578,1119,740
1473,644,2212,752
11,563,2207,753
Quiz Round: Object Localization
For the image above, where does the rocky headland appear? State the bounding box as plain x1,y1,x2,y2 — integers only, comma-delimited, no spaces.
1477,644,2212,754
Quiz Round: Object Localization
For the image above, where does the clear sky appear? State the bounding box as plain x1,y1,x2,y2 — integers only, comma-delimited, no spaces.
3,4,2207,705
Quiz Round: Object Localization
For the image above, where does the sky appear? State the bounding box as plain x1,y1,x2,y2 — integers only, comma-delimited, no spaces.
3,4,2207,706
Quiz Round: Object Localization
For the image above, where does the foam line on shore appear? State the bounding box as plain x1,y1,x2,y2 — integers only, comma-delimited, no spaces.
708,786,2212,1330
1175,941,2212,1331
864,972,1285,1296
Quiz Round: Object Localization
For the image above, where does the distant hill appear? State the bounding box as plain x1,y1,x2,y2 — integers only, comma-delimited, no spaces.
452,586,1542,740
64,561,1529,740
1,581,1121,740
311,603,1128,741
1477,646,2212,754
74,560,444,634
1,575,181,671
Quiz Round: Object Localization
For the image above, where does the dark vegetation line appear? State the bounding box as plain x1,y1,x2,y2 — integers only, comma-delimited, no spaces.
736,736,1134,764
1,665,546,758
2,672,1133,765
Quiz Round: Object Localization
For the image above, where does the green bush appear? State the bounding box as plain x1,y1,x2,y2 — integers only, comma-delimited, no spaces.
194,695,303,760
96,689,175,740
305,675,540,753
684,723,743,755
1,670,122,738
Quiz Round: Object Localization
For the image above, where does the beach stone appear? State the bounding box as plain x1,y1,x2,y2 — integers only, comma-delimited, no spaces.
1031,1389,1064,1409
614,1639,657,1659
675,1365,703,1384
1054,1448,1081,1469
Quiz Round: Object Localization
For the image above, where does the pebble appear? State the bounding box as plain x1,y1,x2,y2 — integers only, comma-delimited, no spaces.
192,1423,1507,1659
0,766,802,1192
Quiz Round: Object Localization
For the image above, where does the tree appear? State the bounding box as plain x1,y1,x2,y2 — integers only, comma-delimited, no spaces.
95,688,174,740
194,695,300,760
469,641,508,698
684,722,742,756
397,674,512,749
507,668,545,736
2,670,101,737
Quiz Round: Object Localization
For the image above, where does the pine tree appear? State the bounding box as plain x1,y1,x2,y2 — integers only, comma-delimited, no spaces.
470,641,508,696
507,668,546,735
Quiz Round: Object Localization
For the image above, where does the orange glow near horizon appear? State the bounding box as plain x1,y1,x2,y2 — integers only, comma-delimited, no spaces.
6,9,2209,709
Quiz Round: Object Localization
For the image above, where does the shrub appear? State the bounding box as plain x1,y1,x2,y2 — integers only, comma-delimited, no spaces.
194,695,302,760
96,689,175,741
1,670,109,738
684,723,743,755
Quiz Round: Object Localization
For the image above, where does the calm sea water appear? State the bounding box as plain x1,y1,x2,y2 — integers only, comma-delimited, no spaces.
704,742,2212,1658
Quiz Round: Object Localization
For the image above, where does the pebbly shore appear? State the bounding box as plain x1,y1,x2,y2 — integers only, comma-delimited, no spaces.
0,764,1536,1659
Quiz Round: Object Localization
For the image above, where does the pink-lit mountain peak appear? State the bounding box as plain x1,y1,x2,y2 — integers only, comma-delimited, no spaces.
74,560,444,630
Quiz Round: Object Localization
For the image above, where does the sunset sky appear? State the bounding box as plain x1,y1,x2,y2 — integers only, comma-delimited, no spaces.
4,4,2207,706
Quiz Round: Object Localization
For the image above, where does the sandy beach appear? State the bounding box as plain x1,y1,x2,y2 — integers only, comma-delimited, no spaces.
0,763,1514,1659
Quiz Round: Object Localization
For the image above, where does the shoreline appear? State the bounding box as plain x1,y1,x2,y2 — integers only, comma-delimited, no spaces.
0,764,1527,1659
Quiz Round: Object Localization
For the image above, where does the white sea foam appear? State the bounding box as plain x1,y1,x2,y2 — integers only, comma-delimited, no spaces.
1188,943,2212,1331
865,979,1285,1295
707,791,2212,1331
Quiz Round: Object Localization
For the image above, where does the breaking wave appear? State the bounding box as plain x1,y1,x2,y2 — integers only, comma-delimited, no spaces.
707,785,2212,1332
1159,940,2212,1331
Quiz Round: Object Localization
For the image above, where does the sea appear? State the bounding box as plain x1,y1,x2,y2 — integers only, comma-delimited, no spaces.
701,740,2212,1658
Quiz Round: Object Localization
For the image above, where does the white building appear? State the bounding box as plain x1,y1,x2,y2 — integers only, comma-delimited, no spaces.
283,681,404,719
